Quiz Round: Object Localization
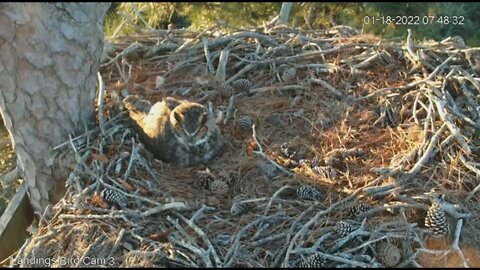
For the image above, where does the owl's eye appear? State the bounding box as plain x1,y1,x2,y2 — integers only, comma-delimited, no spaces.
174,122,183,133
196,126,208,138
200,112,208,125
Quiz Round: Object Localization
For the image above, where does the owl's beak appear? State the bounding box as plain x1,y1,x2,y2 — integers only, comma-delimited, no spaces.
185,136,196,145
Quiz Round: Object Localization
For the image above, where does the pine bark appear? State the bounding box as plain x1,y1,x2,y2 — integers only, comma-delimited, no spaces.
0,3,110,214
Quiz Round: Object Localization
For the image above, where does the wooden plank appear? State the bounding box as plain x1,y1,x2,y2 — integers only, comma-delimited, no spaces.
0,182,33,264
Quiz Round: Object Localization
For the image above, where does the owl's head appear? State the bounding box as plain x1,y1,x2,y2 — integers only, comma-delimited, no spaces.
170,102,210,146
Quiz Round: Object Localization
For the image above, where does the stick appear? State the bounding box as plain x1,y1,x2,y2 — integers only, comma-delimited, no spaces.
408,123,447,175
107,228,125,259
225,212,285,267
251,231,289,247
329,218,369,253
406,29,420,62
263,185,294,216
102,42,144,67
215,49,230,84
248,85,306,95
308,78,344,99
190,204,215,223
251,124,293,176
223,95,236,125
169,237,211,267
139,202,189,218
451,218,468,267
225,63,258,85
356,54,454,100
282,166,399,267
202,37,215,74
176,213,222,267
431,94,471,155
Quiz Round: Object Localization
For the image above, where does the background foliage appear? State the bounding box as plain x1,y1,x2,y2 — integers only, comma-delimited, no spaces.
105,2,480,46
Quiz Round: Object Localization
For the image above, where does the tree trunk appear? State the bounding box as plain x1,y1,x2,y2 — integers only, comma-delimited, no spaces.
0,3,111,214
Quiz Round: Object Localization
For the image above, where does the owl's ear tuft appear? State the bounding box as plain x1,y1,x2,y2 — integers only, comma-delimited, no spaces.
173,110,183,123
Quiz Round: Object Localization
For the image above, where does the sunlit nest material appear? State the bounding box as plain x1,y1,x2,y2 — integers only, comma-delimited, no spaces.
11,24,480,267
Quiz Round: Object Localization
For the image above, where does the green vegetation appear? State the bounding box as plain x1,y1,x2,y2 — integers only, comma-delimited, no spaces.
104,3,480,46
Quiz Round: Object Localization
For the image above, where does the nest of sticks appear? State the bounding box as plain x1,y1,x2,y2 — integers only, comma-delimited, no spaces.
10,24,480,267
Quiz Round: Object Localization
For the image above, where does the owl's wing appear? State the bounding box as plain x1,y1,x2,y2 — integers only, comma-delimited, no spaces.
142,100,171,132
123,95,152,114
146,101,165,120
123,95,152,125
163,97,182,111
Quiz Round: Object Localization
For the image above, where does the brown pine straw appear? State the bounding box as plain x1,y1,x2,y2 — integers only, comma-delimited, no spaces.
10,24,480,267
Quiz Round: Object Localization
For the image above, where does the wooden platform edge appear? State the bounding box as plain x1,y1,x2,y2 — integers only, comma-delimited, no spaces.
0,182,33,264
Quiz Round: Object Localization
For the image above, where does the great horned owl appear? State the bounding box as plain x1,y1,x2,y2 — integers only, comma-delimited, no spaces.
123,95,224,167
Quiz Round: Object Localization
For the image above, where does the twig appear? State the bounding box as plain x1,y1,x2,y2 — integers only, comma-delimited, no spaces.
406,29,420,62
318,251,374,268
129,3,154,31
59,212,129,220
251,231,289,247
215,49,230,83
451,218,468,267
176,213,222,267
65,149,91,189
139,202,189,218
352,51,383,69
52,113,124,150
122,141,141,180
356,54,454,100
222,95,236,125
248,85,307,95
329,218,370,253
169,237,210,267
102,42,144,67
202,37,215,75
263,185,294,216
308,77,344,99
408,123,447,175
282,166,398,267
97,72,107,137
225,212,285,267
251,124,293,176
225,63,258,85
431,94,471,155
107,228,125,258
190,204,215,223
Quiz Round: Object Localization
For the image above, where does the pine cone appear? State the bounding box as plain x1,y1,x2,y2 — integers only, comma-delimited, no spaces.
100,188,128,209
232,79,252,91
334,221,354,237
296,185,324,200
348,203,372,217
280,142,296,159
312,165,337,178
210,179,229,196
299,253,327,268
299,159,310,167
238,115,253,130
256,162,278,179
219,84,235,97
230,195,249,216
194,174,213,190
281,67,297,82
376,241,401,267
311,157,320,168
425,202,448,236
